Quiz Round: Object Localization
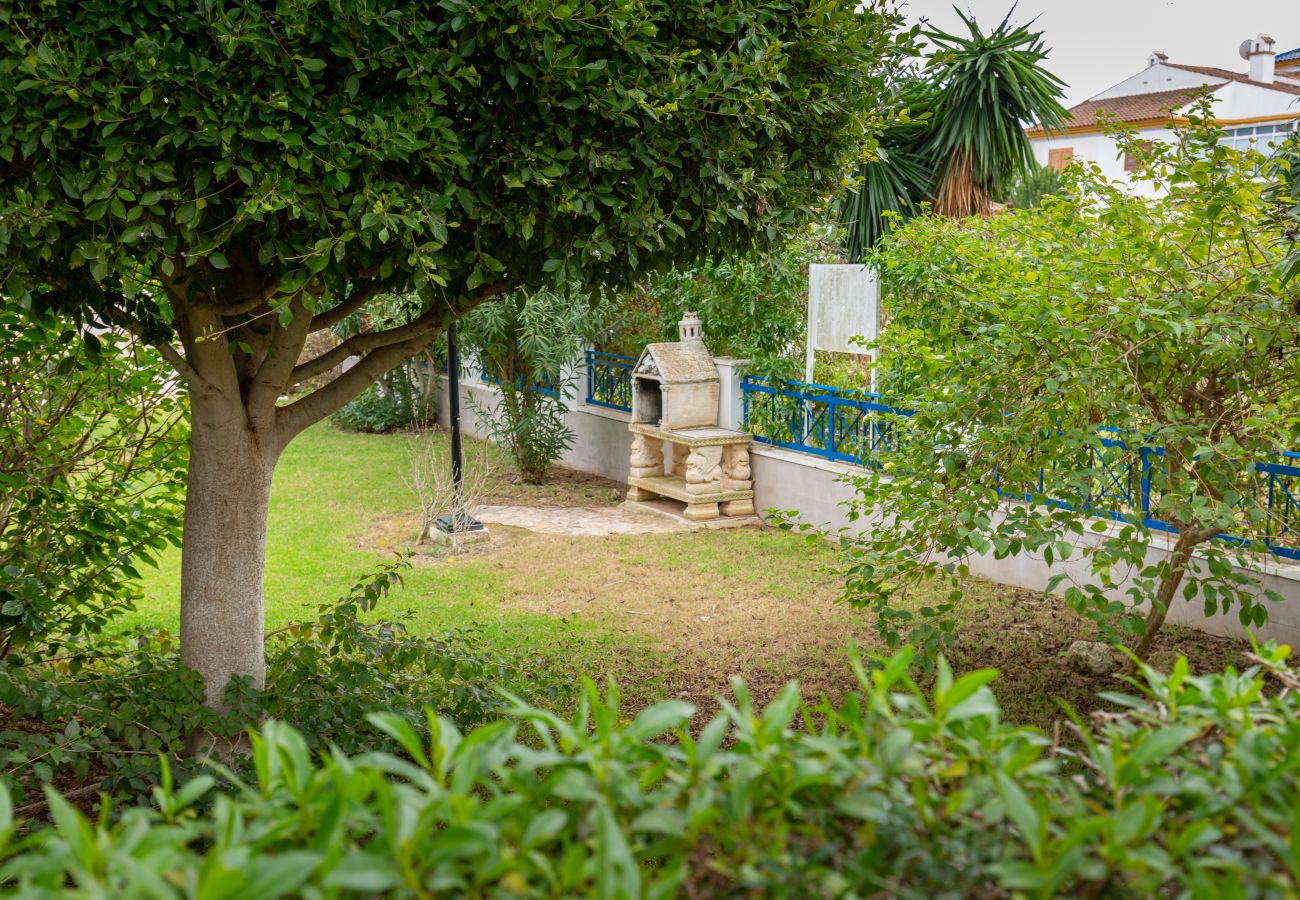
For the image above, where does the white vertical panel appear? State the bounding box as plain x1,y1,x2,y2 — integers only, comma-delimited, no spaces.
805,264,879,382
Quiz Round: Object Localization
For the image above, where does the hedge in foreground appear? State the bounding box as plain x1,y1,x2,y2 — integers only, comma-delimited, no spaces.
2,646,1299,898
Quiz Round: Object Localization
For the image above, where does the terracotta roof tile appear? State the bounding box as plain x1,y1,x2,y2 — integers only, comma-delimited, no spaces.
1165,64,1300,96
1026,87,1204,135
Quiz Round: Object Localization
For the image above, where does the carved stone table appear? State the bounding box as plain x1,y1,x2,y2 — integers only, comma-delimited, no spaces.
626,423,754,521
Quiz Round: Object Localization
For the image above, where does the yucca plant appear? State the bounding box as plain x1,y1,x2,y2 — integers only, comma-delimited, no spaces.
838,82,933,263
839,8,1068,258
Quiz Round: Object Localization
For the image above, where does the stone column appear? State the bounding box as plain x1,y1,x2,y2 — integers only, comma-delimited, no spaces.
627,432,664,501
712,357,751,431
683,445,723,520
720,443,754,516
667,442,690,478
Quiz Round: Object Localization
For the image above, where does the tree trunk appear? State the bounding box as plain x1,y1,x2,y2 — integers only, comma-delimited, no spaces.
179,390,279,711
1130,527,1212,661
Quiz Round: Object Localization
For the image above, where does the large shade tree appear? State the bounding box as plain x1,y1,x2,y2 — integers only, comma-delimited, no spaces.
0,0,908,710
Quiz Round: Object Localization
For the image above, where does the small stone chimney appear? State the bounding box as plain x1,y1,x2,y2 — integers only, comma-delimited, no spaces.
678,312,703,342
1241,34,1276,84
1147,50,1168,68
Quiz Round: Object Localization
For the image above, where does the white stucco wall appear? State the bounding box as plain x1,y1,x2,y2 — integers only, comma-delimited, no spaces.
1030,127,1175,197
1031,71,1300,196
749,443,1300,645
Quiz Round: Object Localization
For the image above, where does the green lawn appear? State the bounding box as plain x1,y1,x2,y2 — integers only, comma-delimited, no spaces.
134,423,1242,728
131,424,667,686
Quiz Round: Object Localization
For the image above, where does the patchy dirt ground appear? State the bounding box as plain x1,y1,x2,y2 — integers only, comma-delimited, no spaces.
366,459,1246,731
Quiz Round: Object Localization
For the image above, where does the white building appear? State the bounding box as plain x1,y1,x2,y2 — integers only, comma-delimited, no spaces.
1028,34,1300,195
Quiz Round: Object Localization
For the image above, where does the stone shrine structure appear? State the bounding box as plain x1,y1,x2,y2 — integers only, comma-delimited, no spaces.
626,314,754,521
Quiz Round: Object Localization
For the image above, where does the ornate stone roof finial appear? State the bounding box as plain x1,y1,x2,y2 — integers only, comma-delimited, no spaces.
679,312,702,342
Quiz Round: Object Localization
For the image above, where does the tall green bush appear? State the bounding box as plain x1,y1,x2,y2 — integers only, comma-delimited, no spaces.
461,288,610,483
0,311,186,659
840,108,1300,660
604,228,835,381
5,645,1300,896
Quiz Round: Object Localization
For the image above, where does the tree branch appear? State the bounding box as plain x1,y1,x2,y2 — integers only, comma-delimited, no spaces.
309,282,381,334
290,281,504,388
247,294,313,429
103,304,202,385
275,280,508,444
152,337,202,386
172,301,241,399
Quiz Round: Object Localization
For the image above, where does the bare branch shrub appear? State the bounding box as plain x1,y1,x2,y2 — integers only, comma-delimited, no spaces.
405,431,496,552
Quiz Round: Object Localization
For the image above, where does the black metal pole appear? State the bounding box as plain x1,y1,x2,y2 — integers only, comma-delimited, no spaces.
446,321,464,500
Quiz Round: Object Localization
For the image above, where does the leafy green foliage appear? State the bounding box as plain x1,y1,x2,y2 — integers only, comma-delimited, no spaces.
0,311,186,658
1268,134,1300,284
1,0,908,323
6,645,1300,896
0,566,547,809
0,629,229,810
473,394,575,485
838,102,931,261
605,228,834,381
846,108,1300,658
995,158,1064,209
330,364,430,434
839,11,1067,257
462,288,609,482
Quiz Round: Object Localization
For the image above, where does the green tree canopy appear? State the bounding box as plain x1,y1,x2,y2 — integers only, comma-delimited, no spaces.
845,108,1300,659
0,0,910,711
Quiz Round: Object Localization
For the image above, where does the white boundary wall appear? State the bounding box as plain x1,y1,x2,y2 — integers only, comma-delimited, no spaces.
749,444,1300,644
436,358,1300,644
434,364,632,484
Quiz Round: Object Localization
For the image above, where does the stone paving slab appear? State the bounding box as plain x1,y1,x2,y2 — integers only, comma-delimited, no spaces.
474,504,694,536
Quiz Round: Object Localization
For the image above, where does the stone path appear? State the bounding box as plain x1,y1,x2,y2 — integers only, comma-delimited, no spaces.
475,504,694,536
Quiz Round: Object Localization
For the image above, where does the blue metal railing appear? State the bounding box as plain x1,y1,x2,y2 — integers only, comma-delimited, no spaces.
740,376,911,464
741,376,1300,562
585,350,635,413
477,362,559,398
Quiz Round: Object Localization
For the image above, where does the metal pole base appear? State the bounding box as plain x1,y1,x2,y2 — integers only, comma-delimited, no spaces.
434,512,486,534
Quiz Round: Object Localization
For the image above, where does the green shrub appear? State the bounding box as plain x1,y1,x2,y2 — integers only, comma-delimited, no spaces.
462,287,607,483
329,364,430,433
604,229,833,382
0,566,550,809
472,391,575,485
0,311,187,659
4,645,1299,897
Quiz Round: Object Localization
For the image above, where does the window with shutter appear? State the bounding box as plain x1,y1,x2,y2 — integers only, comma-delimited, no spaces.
1124,140,1154,172
1047,147,1073,171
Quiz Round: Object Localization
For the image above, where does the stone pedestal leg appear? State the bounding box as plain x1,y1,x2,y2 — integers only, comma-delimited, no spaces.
720,498,755,516
629,433,665,479
684,446,723,496
668,442,690,478
721,443,753,492
684,501,720,521
626,485,658,501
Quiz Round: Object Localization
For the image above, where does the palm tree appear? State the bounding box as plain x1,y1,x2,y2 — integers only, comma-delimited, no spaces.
839,9,1067,257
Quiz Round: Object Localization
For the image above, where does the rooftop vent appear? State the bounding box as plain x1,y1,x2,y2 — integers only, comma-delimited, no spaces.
1147,50,1169,68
